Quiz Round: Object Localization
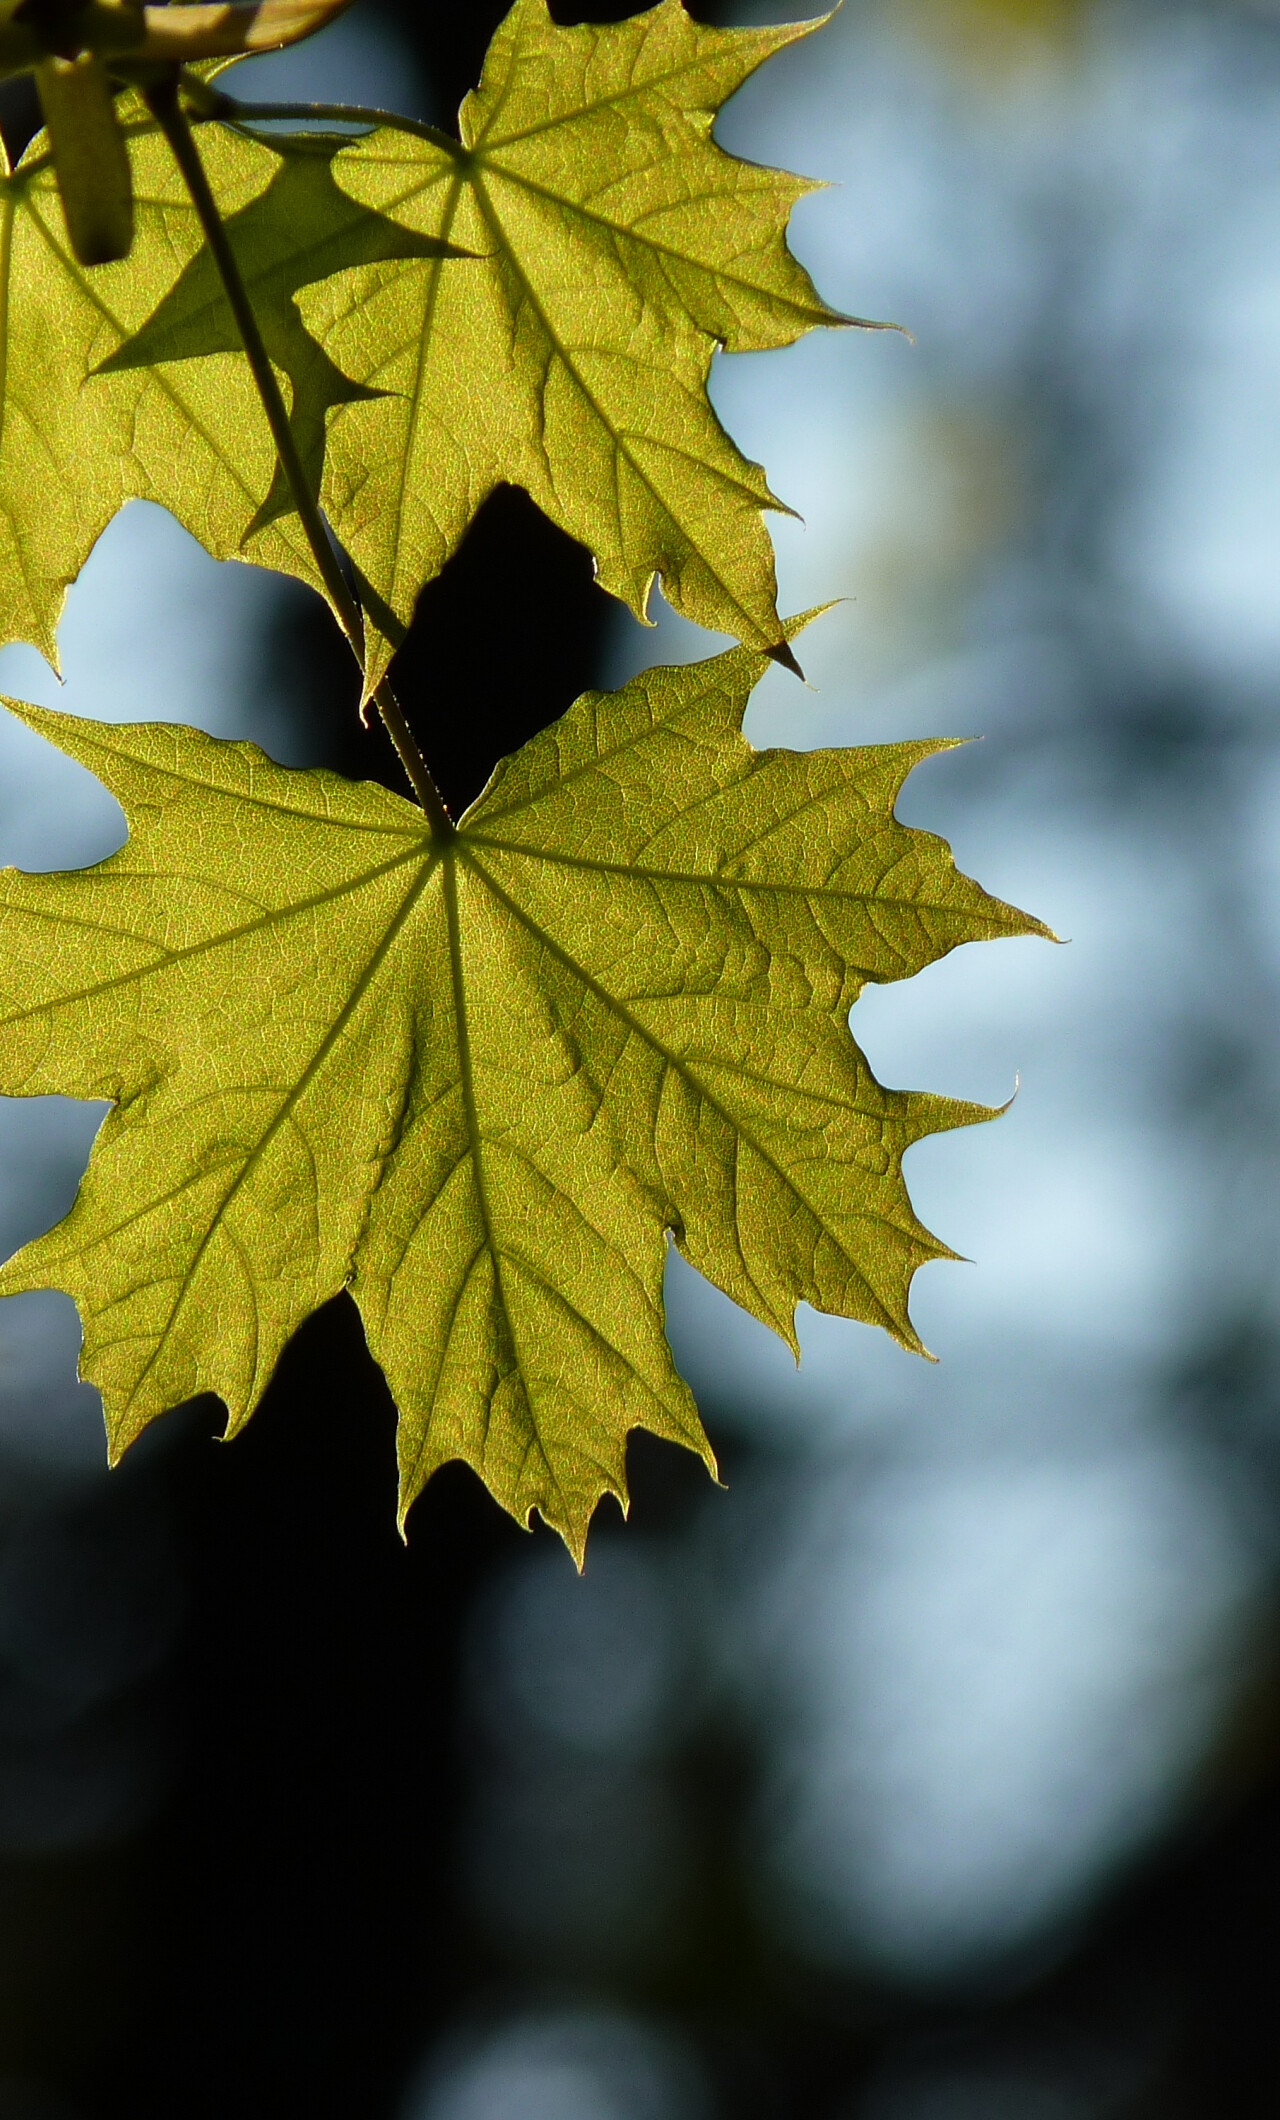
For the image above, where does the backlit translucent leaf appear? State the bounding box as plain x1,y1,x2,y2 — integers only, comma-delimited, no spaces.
0,637,1046,1558
301,0,867,692
0,0,357,78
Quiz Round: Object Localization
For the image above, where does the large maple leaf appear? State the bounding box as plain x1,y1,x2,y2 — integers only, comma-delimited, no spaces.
0,105,454,661
299,0,875,692
0,638,1045,1556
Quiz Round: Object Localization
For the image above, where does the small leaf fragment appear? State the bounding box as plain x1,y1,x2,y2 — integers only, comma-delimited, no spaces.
0,0,357,76
133,0,356,62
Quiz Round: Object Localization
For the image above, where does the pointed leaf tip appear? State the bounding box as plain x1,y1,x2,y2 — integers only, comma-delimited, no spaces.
769,636,806,679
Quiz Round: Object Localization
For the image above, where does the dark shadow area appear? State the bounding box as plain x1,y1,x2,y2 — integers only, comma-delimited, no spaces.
119,1298,521,2120
262,482,617,815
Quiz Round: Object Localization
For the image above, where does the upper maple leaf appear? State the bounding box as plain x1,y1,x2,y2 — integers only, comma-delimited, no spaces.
299,0,879,692
1,4,872,692
0,636,1045,1557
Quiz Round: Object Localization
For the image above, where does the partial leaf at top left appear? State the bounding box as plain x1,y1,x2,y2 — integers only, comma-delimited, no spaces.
0,98,456,665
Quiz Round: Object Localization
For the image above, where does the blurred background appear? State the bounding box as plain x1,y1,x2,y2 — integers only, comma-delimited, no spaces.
0,0,1279,2111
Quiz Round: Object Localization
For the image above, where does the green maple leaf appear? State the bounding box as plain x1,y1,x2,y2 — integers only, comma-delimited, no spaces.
299,0,875,693
1,4,871,697
0,103,454,662
0,635,1045,1558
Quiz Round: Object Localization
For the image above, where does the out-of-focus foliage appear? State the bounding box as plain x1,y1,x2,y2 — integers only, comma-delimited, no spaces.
9,1,359,266
893,0,1092,70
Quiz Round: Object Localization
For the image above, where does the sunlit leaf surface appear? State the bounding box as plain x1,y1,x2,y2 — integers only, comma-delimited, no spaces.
0,636,1043,1556
303,0,866,690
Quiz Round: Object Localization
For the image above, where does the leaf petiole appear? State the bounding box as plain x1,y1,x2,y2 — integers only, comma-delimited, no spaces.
181,73,458,154
144,70,453,839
